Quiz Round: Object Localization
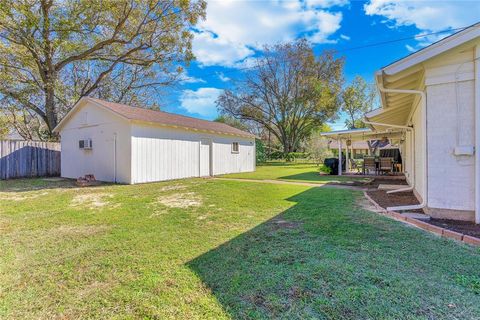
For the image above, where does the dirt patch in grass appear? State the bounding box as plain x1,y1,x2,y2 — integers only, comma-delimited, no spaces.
0,191,50,201
157,192,202,208
9,225,110,243
268,217,303,231
70,192,116,210
77,279,117,299
160,184,187,192
0,215,11,232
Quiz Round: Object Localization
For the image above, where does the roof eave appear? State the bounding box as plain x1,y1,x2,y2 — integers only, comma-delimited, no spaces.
130,119,255,139
382,23,480,76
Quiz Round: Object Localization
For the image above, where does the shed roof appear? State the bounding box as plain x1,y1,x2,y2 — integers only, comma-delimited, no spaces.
54,97,255,138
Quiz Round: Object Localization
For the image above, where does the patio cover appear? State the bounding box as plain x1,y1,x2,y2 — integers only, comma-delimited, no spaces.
321,128,404,142
321,128,404,176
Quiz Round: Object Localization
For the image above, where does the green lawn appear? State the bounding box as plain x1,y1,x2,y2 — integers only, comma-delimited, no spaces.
221,162,370,184
1,178,480,319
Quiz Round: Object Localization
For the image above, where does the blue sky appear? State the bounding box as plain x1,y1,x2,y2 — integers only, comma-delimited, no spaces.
163,0,479,131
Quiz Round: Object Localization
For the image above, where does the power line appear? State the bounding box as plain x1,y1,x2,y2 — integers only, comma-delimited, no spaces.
189,25,470,80
335,26,468,52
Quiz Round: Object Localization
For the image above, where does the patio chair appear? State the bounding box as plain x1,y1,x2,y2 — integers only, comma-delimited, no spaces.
349,158,362,174
363,157,377,175
378,157,394,175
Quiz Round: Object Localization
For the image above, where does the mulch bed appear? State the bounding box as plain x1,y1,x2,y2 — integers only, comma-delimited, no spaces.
365,189,424,213
428,219,480,238
367,178,408,188
366,178,480,239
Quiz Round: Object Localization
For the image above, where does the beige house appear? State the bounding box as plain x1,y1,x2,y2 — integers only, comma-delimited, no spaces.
324,23,480,223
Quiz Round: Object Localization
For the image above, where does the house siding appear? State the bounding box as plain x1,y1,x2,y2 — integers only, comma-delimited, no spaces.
426,82,475,212
423,45,477,218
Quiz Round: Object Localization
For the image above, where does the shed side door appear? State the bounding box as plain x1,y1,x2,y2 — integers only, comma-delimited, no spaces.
199,139,211,176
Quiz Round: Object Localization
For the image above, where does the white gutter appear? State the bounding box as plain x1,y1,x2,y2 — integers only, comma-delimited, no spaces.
369,76,428,212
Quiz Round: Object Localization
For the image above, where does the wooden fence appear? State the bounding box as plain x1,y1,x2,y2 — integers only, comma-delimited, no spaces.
0,140,61,179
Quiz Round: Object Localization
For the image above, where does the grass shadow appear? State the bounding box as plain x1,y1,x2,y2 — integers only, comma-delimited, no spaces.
187,187,480,319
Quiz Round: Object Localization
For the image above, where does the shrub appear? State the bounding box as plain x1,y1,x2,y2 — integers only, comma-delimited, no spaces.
268,151,285,160
319,164,332,174
255,139,266,163
285,153,296,162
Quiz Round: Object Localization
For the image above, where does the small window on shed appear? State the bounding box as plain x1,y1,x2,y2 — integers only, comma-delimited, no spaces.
232,142,239,153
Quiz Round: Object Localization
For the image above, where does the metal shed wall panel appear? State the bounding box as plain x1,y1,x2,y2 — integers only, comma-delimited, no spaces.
131,123,255,184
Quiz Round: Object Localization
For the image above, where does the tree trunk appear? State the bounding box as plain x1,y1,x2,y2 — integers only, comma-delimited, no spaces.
283,139,295,160
44,74,58,136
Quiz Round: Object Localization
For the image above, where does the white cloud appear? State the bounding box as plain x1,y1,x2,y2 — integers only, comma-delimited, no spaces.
340,34,350,41
179,87,223,118
405,44,416,52
305,0,349,8
192,31,254,68
193,0,345,67
217,72,231,82
364,0,479,32
179,70,206,84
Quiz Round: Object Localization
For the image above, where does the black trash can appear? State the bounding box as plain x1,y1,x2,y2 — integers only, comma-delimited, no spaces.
324,158,339,175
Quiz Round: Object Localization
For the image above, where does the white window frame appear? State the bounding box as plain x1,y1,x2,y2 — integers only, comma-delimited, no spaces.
231,142,239,154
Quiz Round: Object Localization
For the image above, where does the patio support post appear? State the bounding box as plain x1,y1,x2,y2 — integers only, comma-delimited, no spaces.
338,139,342,176
345,143,350,173
475,44,480,224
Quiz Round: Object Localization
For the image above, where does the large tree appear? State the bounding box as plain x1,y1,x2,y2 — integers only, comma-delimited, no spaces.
341,75,377,129
217,40,344,155
0,0,206,139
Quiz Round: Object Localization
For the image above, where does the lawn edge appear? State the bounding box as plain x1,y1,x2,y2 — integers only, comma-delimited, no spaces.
362,191,480,247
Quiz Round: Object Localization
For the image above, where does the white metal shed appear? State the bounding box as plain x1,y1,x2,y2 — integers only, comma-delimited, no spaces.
53,97,256,184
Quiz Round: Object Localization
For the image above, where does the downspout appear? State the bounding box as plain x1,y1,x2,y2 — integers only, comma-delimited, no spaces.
367,76,428,212
113,133,117,183
475,45,480,224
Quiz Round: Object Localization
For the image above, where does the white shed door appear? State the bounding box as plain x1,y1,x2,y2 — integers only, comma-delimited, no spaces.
199,139,211,176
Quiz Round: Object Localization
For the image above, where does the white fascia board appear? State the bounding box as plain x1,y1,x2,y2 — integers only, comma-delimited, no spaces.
320,128,372,139
383,24,480,76
364,107,384,119
52,97,130,133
